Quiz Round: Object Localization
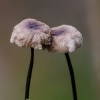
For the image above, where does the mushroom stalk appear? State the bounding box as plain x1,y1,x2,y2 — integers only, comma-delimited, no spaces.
25,48,34,100
65,53,77,100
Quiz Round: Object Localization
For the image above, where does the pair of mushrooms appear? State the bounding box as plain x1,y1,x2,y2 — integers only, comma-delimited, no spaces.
10,18,83,100
10,18,83,52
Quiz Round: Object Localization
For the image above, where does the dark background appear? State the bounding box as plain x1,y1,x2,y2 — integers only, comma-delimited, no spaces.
0,0,100,100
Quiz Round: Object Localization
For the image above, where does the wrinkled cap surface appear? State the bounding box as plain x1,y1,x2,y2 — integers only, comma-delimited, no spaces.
10,18,51,49
47,25,83,53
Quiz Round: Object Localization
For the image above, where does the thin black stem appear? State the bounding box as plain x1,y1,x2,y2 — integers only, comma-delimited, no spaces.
65,53,77,100
25,48,34,100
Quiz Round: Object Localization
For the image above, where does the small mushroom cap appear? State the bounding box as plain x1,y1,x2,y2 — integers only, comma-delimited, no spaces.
47,25,83,53
10,18,51,49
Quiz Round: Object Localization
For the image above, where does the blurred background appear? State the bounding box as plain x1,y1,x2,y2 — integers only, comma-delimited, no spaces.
0,0,100,100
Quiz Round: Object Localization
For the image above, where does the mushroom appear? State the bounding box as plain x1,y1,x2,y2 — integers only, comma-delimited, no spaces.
10,18,51,50
10,19,83,100
47,25,83,53
10,18,52,100
46,25,83,100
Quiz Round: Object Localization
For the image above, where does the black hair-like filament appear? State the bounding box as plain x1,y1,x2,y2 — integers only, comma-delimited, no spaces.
25,48,34,100
65,53,77,100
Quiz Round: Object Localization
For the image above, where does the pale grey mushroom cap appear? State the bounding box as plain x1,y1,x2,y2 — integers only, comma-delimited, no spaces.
10,18,51,50
47,25,83,53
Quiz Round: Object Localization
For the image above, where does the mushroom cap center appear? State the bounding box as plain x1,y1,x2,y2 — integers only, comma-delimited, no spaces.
52,30,65,36
27,22,40,30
